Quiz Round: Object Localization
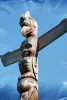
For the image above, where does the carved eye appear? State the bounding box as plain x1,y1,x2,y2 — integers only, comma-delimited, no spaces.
25,43,32,49
19,17,25,27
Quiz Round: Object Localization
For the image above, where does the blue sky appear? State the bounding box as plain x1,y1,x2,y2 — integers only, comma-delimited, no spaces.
0,0,67,100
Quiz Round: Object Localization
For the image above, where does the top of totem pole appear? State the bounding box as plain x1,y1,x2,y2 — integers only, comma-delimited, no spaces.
20,11,38,38
21,11,30,19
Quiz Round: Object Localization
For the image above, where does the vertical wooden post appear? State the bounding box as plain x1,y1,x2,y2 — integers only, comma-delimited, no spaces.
17,11,38,100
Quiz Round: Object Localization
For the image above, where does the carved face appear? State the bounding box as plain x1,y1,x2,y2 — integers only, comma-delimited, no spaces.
20,36,38,57
20,11,38,37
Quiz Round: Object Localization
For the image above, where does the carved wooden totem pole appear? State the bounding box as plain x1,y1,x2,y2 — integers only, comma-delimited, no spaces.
17,11,38,100
0,11,67,100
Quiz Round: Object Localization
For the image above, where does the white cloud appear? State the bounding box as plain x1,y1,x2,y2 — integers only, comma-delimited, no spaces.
63,81,67,86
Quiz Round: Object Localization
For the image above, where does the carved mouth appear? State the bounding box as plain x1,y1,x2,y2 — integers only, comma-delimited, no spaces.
22,51,32,57
22,51,28,57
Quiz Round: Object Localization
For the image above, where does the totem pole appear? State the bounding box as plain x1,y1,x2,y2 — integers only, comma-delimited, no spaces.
0,11,67,100
17,11,38,100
